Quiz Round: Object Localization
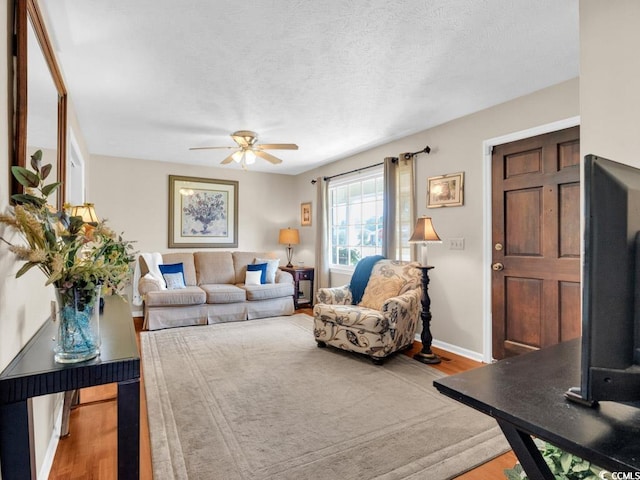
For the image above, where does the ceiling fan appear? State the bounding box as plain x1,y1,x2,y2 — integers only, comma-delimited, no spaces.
189,130,298,168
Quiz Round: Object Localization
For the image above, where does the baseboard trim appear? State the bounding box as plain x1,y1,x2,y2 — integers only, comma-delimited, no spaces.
414,334,484,363
39,398,64,479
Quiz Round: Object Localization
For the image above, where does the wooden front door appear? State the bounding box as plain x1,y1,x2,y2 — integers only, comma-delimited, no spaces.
491,126,581,360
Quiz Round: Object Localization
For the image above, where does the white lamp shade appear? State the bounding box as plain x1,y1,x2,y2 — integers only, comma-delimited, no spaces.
70,203,99,223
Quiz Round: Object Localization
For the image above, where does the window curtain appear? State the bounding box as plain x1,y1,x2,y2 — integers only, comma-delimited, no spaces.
314,176,330,291
383,154,416,261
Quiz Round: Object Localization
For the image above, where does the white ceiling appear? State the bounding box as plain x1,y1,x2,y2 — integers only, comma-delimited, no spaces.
39,0,579,175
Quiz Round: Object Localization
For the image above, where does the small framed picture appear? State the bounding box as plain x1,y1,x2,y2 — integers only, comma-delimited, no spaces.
301,202,312,226
427,172,464,208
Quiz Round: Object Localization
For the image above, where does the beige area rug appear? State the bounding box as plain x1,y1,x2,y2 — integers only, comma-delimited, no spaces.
141,314,509,480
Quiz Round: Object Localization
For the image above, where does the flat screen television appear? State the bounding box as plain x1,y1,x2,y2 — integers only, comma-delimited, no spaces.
566,155,640,407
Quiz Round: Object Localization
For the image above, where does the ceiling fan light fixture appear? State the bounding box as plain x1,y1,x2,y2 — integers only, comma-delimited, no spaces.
232,150,244,163
244,149,256,165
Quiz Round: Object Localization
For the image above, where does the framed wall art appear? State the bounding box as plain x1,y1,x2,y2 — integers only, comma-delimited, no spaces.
168,175,238,248
427,172,464,208
301,202,312,226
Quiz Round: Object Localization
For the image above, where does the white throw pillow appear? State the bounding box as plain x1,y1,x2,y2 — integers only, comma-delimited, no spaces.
254,257,280,283
163,272,186,290
245,270,262,285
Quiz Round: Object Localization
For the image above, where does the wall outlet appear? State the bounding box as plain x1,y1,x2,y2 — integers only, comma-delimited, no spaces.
449,238,465,250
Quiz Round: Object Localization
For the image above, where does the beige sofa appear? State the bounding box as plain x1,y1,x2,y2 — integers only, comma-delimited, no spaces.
138,251,295,330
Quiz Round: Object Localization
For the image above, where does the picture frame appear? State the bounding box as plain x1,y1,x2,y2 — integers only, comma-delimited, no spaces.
168,175,238,248
427,172,464,208
301,202,312,226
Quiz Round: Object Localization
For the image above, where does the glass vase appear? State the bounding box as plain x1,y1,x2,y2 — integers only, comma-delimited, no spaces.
54,286,102,363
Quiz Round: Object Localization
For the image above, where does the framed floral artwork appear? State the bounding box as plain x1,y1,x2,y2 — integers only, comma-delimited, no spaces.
301,202,312,226
427,172,464,208
168,175,238,248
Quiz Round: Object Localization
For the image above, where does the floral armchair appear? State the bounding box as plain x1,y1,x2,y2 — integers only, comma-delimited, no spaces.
313,259,422,364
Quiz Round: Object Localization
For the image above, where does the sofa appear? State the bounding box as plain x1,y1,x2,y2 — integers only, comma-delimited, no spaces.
137,251,295,330
313,259,422,364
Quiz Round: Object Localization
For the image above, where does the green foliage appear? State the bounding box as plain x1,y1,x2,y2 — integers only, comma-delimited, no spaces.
504,440,610,480
1,150,136,297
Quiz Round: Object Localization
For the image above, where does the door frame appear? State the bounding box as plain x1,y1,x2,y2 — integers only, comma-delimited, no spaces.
481,116,581,363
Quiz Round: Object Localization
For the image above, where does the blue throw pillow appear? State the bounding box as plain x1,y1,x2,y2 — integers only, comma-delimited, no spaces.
247,263,267,284
159,263,186,289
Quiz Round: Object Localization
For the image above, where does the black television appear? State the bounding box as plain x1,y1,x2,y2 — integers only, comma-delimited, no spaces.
566,155,640,407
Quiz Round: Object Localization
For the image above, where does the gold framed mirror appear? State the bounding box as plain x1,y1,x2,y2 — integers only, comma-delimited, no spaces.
12,0,68,210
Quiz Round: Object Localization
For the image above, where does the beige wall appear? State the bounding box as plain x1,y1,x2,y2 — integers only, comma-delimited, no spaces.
580,0,640,167
87,154,300,256
299,79,580,359
0,1,61,476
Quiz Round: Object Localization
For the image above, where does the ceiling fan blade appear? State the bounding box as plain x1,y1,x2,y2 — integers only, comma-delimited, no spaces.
254,150,282,164
220,153,237,164
257,143,299,150
189,146,234,151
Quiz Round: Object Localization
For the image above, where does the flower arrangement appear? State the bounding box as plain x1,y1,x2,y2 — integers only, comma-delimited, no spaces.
0,151,135,299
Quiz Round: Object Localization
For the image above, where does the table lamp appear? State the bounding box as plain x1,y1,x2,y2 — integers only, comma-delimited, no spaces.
279,227,300,267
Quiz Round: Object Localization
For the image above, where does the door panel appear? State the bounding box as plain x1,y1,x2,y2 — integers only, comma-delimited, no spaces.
492,126,581,360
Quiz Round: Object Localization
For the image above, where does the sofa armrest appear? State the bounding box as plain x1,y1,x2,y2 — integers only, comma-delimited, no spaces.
316,285,352,305
275,269,294,284
382,289,421,326
138,275,162,297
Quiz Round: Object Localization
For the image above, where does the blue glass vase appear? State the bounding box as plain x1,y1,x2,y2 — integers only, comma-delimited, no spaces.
54,286,101,363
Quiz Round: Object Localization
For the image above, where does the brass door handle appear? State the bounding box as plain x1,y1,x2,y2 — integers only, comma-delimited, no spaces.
492,262,504,271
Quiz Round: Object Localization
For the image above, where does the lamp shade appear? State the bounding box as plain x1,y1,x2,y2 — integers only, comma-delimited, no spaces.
70,203,99,223
279,228,300,245
408,217,441,243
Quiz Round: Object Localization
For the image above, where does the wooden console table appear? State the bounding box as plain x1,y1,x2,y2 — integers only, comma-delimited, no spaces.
434,339,640,479
0,295,140,480
280,265,314,309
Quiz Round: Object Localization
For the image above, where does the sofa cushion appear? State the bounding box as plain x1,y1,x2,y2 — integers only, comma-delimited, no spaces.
359,275,403,310
159,263,186,289
314,303,388,334
245,270,262,285
194,252,235,285
232,252,269,284
200,284,247,304
242,282,294,301
254,257,280,283
162,253,197,286
247,263,267,284
145,286,206,307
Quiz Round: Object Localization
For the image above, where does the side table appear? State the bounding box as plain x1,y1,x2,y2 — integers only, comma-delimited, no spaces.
279,266,315,309
0,295,140,480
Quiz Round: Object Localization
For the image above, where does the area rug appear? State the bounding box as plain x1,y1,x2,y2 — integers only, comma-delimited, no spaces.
141,314,509,480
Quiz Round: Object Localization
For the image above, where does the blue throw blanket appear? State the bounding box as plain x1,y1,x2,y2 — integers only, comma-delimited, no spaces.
349,255,386,304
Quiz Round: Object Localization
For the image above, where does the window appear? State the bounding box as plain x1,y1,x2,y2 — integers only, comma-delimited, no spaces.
329,169,384,267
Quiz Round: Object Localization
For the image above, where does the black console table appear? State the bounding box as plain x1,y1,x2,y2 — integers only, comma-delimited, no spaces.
0,295,140,479
434,339,640,479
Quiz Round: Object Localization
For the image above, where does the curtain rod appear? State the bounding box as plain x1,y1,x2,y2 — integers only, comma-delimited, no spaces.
310,145,430,184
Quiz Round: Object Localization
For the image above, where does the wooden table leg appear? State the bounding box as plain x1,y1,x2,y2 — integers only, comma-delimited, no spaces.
117,379,140,480
497,419,554,480
0,399,35,479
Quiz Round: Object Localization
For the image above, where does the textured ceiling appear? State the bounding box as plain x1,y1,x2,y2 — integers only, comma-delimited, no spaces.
39,0,579,174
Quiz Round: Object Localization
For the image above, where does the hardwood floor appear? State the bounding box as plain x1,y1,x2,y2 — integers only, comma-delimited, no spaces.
49,311,516,479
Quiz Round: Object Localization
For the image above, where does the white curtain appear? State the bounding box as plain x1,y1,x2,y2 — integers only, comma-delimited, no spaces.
383,154,416,261
314,176,330,291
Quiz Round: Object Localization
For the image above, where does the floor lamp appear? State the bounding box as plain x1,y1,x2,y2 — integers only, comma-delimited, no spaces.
409,216,442,365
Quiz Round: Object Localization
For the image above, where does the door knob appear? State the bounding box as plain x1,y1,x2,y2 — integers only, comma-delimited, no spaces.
492,262,504,271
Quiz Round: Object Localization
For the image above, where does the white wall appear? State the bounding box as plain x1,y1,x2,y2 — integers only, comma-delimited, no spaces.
297,78,580,359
